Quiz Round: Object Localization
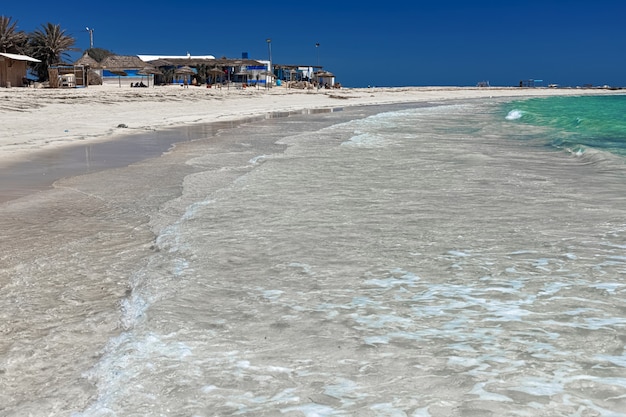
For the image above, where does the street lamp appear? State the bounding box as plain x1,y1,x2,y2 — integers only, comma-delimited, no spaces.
85,27,94,49
266,38,272,88
266,38,272,67
315,42,320,67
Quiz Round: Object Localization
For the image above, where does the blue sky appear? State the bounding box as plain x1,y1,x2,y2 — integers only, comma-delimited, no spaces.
3,0,625,87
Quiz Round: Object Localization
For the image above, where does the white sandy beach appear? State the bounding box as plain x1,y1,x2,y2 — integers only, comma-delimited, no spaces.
1,84,624,165
2,84,626,416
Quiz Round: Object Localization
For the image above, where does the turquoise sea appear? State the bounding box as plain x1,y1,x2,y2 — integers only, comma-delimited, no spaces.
505,95,626,157
1,94,625,417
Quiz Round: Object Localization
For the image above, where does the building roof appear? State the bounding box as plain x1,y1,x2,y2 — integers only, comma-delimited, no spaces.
210,58,265,67
99,55,146,70
0,52,41,63
137,53,264,68
145,57,216,66
73,52,99,67
137,54,216,61
147,57,265,68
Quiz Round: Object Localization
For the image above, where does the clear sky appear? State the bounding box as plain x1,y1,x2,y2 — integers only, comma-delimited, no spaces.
3,0,625,87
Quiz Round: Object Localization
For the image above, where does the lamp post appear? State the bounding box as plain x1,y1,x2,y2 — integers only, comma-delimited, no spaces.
85,27,94,49
315,43,320,89
266,38,272,68
315,42,320,67
266,38,272,88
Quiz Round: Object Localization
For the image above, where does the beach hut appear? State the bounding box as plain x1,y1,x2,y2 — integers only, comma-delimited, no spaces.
74,51,99,70
0,52,40,87
72,52,101,85
99,55,148,86
48,65,88,88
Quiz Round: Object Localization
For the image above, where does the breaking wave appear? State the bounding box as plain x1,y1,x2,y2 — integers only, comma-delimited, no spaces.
505,109,523,120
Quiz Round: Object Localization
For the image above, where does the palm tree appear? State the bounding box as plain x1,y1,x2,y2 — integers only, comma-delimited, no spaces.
162,67,175,84
28,22,76,81
86,47,114,63
195,63,208,84
0,16,28,53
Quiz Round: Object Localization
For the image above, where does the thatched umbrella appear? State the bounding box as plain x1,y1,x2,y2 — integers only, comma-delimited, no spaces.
315,70,334,78
146,59,173,67
137,66,162,87
206,67,224,85
175,65,194,74
175,65,195,85
315,70,335,88
109,70,127,88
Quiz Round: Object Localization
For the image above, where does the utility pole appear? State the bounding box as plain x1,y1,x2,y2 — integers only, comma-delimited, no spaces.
266,38,272,88
315,42,320,67
85,27,94,49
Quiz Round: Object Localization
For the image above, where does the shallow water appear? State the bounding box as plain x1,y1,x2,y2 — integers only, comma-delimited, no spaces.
1,99,625,417
505,95,626,157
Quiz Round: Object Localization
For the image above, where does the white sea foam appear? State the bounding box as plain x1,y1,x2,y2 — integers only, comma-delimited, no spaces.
74,332,194,417
119,293,148,330
340,132,388,148
249,154,269,164
261,289,284,300
448,250,471,257
505,109,523,120
364,269,420,288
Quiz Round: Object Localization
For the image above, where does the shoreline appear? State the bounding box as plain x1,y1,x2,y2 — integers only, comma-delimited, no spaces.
2,84,625,166
0,108,350,203
1,85,625,203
